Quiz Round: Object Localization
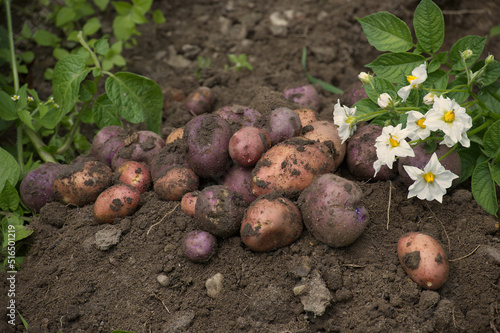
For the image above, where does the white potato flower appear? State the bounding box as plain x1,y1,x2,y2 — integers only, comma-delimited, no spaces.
423,92,437,106
406,111,431,141
358,72,373,84
333,99,357,144
377,93,393,109
397,63,427,102
404,153,458,203
373,124,415,176
424,95,472,147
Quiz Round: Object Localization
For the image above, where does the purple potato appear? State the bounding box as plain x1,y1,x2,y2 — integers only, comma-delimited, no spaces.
111,130,166,170
219,164,257,204
266,107,302,145
283,85,320,111
90,125,127,166
182,230,217,263
20,162,64,212
184,86,215,116
215,105,263,132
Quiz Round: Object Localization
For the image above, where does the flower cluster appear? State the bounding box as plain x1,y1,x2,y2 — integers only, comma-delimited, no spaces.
333,63,475,203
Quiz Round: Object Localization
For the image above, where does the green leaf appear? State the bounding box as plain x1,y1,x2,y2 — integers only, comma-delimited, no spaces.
83,17,102,36
446,76,468,104
483,119,500,158
478,82,500,115
424,69,448,90
113,15,137,41
153,9,166,24
449,35,487,70
94,38,110,56
473,60,500,87
364,77,396,104
52,54,91,117
132,0,153,13
413,0,444,53
366,52,426,82
21,24,32,39
0,181,19,211
79,80,97,102
55,7,76,27
94,0,110,11
492,164,500,187
458,144,482,182
357,12,413,52
471,161,498,215
352,98,379,117
112,1,132,15
131,7,149,24
34,105,60,129
0,148,20,191
105,73,162,133
92,93,122,128
21,51,34,63
0,91,18,121
427,59,441,73
18,110,35,130
53,47,70,60
33,30,61,47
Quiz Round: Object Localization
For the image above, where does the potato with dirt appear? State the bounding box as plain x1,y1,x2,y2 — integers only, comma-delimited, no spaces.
346,123,398,181
219,164,257,204
240,195,303,252
215,104,263,132
52,160,113,207
181,230,217,263
266,106,302,145
283,84,320,111
251,137,336,197
114,160,152,193
154,165,199,201
228,126,271,167
90,125,127,166
397,232,449,290
20,162,64,212
298,173,369,247
111,130,166,170
184,86,215,116
194,185,247,238
300,120,346,168
93,184,141,223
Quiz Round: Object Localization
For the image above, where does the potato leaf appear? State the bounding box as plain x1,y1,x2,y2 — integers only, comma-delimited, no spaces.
0,148,20,192
449,35,487,70
366,52,425,83
0,91,18,121
92,93,122,128
413,0,444,53
0,181,19,212
471,161,498,216
357,12,413,52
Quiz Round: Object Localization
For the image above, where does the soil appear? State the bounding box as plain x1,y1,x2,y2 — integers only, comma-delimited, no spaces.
2,0,500,332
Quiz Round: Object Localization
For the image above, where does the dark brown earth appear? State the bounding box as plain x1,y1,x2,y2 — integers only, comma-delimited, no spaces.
2,0,500,332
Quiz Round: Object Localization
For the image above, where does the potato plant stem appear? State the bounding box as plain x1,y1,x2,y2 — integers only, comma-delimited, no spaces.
23,127,57,164
5,0,19,93
77,31,101,70
56,100,91,155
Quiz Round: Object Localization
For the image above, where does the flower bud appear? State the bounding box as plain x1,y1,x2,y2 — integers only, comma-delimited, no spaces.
485,54,495,65
460,49,473,60
358,72,373,84
377,93,392,109
423,92,436,106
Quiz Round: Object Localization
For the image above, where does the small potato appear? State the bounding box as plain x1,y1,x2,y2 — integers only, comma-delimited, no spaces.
114,160,152,193
182,230,217,263
240,195,303,252
181,191,199,218
298,173,369,247
219,165,256,204
111,130,166,170
184,86,215,116
397,232,449,290
215,105,263,132
251,137,336,197
283,85,320,111
293,108,319,126
228,127,271,167
154,166,199,201
301,120,346,168
52,160,113,207
166,127,184,144
93,184,141,223
267,107,302,145
90,125,127,166
20,162,63,213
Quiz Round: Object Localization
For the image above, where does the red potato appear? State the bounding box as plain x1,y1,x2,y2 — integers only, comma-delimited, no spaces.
52,160,113,207
283,85,320,111
301,120,347,168
251,137,336,197
184,86,215,116
194,185,247,238
267,107,302,145
20,162,64,212
397,232,450,290
228,127,271,167
181,191,199,218
90,125,127,166
114,160,152,193
111,130,166,170
240,195,303,252
184,114,233,178
182,230,217,263
294,108,319,127
93,184,141,223
154,166,199,201
298,173,369,247
346,124,398,181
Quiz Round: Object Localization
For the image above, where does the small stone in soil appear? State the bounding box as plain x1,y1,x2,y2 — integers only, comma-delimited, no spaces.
94,225,122,251
157,274,170,287
206,272,224,298
294,269,332,316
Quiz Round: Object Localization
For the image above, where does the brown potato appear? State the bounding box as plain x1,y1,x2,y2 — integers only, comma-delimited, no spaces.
154,165,199,201
397,232,449,290
251,137,335,197
300,120,346,168
181,191,199,218
293,108,319,126
240,195,303,252
93,184,141,223
52,160,113,207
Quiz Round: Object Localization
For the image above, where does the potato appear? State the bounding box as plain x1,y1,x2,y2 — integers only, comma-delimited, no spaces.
181,191,199,218
219,164,257,204
397,232,449,290
184,114,233,178
111,130,166,170
90,125,127,166
154,165,199,201
298,173,369,247
251,137,336,197
240,195,303,252
301,120,346,168
149,141,189,181
52,160,113,207
182,230,217,263
194,185,247,238
93,184,141,223
228,126,271,167
266,107,302,145
283,85,320,111
114,160,152,193
20,162,63,212
215,104,263,132
293,108,319,127
184,86,215,116
346,123,398,181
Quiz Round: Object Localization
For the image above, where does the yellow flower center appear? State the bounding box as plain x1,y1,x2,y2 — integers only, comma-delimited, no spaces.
346,116,355,124
407,75,417,84
389,135,399,147
424,172,435,183
444,110,455,123
416,118,426,129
